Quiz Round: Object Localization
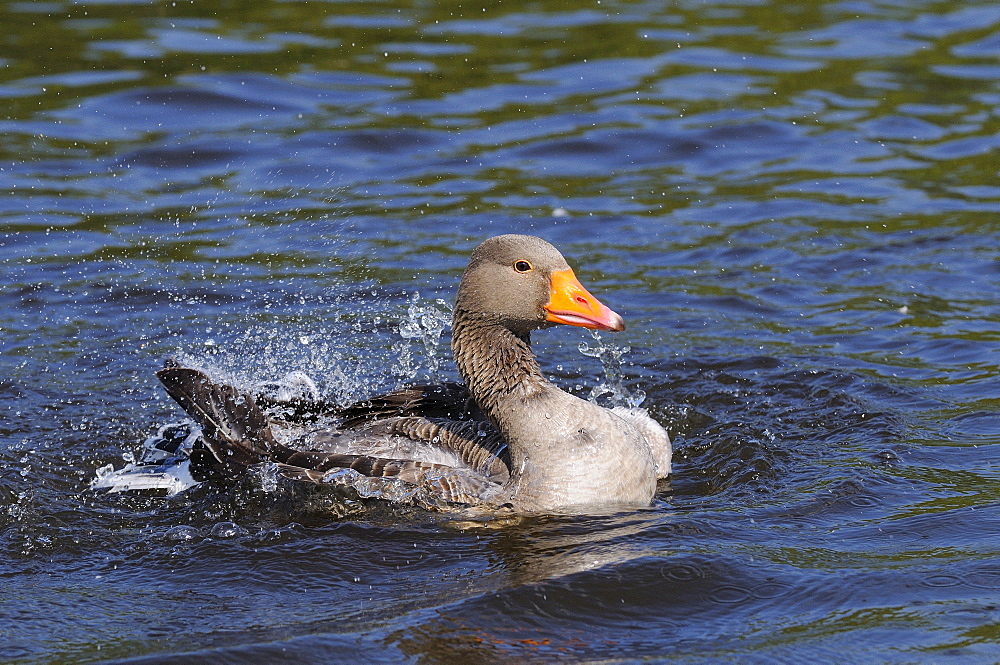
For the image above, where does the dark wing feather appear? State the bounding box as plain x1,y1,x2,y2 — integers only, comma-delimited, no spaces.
156,367,281,480
251,381,482,428
250,395,340,421
335,382,481,428
155,367,505,504
156,367,274,450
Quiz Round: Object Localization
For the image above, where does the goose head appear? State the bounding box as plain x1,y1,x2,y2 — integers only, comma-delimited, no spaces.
454,234,624,337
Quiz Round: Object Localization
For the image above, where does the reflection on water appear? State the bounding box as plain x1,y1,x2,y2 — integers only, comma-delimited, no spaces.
2,0,1000,662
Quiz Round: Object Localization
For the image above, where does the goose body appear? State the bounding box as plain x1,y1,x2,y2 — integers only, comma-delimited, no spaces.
153,234,671,513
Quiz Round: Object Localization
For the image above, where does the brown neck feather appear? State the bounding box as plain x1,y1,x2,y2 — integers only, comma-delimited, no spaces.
451,309,548,425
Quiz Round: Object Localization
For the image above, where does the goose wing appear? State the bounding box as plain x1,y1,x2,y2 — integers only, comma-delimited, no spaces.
156,367,508,500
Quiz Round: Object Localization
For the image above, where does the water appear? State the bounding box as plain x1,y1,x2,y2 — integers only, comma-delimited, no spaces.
2,0,1000,661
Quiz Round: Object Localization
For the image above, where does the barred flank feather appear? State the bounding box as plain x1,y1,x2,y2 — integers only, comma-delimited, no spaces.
156,367,505,504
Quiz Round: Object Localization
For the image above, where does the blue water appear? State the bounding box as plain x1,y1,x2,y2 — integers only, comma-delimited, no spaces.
2,0,1000,661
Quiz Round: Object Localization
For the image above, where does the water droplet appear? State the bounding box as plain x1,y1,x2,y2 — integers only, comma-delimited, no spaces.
163,525,200,542
210,522,248,539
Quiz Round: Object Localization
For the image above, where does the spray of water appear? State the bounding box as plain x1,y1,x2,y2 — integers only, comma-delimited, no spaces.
395,292,453,382
578,330,646,409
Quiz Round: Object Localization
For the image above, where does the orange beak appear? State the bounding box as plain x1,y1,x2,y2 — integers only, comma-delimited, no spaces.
544,268,625,332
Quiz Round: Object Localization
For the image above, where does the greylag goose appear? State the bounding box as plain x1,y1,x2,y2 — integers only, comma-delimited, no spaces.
155,234,671,513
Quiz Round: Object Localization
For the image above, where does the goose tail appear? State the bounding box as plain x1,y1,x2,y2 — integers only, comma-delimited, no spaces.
155,366,277,481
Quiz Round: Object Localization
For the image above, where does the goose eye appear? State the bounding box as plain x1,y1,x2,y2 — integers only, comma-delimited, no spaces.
513,260,533,273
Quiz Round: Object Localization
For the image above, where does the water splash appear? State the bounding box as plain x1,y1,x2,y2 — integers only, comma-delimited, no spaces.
91,421,201,495
579,331,646,409
395,292,452,382
93,292,456,498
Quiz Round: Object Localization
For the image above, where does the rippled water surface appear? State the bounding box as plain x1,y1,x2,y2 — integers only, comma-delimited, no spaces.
3,0,1000,662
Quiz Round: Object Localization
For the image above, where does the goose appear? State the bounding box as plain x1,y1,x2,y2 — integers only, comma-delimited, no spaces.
154,234,671,513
